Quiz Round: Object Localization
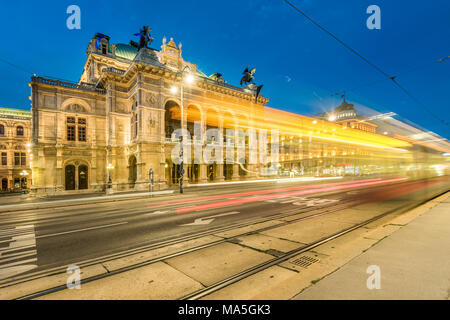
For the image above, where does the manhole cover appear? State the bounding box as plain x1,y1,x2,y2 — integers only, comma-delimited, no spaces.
290,255,320,268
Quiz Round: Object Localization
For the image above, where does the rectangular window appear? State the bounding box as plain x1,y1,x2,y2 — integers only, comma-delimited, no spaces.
21,153,26,166
14,152,20,166
1,152,6,165
78,126,86,141
67,125,75,141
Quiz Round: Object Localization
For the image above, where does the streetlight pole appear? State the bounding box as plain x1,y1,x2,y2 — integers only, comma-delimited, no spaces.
177,65,192,194
149,167,154,195
106,163,114,194
179,136,184,193
19,170,29,198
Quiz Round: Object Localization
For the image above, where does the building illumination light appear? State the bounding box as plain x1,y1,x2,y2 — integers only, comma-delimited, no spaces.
328,115,336,122
107,164,114,170
185,74,194,84
312,120,317,124
171,86,178,94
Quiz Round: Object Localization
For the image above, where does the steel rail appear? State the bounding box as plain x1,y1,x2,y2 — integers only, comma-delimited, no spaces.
4,184,376,288
14,198,361,299
182,189,450,300
9,180,437,298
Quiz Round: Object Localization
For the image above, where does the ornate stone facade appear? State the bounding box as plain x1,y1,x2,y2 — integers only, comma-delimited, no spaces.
27,31,413,195
0,108,32,192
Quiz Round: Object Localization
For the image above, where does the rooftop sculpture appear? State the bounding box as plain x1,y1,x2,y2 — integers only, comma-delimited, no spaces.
240,66,263,102
129,26,154,50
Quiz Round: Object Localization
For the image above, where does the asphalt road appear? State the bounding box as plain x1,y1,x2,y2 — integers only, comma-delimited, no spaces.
0,175,448,282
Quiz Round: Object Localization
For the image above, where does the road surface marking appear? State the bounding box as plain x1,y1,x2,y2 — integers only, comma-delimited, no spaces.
145,210,169,216
180,211,240,226
0,224,37,280
37,221,128,239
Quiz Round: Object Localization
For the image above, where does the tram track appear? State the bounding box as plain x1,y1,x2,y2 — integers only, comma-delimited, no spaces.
3,179,446,299
10,197,364,299
182,188,450,300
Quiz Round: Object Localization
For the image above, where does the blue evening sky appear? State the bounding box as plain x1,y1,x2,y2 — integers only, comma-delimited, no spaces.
0,0,449,137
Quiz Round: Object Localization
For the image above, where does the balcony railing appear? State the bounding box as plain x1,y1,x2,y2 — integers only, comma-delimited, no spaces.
105,67,126,75
31,76,106,94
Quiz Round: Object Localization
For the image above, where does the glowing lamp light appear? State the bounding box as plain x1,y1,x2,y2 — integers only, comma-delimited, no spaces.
20,170,29,176
107,164,114,170
328,115,336,122
185,74,194,84
170,86,178,94
312,120,317,124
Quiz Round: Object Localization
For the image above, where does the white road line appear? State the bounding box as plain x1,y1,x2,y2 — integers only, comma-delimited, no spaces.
0,249,37,259
144,210,169,216
0,251,37,264
36,221,128,239
0,244,35,255
0,234,36,245
0,258,37,269
0,224,38,279
181,211,240,226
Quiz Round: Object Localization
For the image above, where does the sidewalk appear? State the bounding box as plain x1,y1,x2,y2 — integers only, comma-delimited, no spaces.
293,193,450,300
0,190,175,213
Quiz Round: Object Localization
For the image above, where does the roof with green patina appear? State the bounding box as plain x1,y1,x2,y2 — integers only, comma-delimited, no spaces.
114,43,139,61
0,107,31,119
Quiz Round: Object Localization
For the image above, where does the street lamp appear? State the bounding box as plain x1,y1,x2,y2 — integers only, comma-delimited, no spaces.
19,170,29,197
149,167,154,194
173,65,194,194
179,136,184,194
107,163,114,193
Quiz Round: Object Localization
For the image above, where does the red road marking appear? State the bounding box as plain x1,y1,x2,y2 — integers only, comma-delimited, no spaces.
146,178,383,209
176,177,408,214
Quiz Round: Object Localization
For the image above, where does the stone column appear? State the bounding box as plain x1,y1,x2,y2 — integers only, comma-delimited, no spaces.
232,164,240,180
216,164,224,182
199,164,207,183
247,164,257,179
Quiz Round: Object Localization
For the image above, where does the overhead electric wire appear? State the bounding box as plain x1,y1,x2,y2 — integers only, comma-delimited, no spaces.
0,56,34,75
284,0,449,126
331,56,450,98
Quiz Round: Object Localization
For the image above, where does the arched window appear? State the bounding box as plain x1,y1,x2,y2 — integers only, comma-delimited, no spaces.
16,126,24,136
0,124,4,136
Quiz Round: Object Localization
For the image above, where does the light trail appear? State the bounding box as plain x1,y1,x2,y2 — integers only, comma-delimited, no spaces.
176,177,408,214
146,178,384,209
